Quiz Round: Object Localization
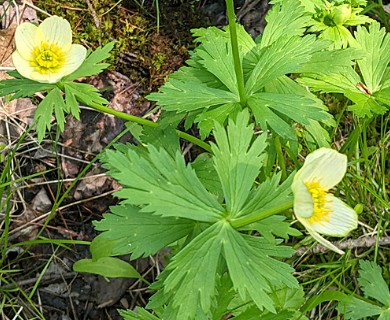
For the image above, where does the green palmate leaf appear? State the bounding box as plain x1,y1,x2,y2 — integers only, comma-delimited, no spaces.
297,67,360,93
374,87,390,105
119,308,159,320
93,205,195,259
234,308,294,320
196,28,238,95
191,24,255,59
238,173,293,218
211,110,267,215
261,0,311,47
195,102,242,139
64,84,81,119
298,22,390,117
358,260,390,306
264,75,333,146
243,215,301,242
147,25,248,114
338,260,390,319
35,87,66,142
62,82,108,108
321,25,354,49
297,69,388,117
339,297,384,319
295,48,365,75
270,286,305,311
62,42,114,81
231,287,308,320
102,145,224,223
346,91,387,117
264,75,332,123
244,35,327,95
73,256,141,279
162,221,225,320
0,71,56,99
379,310,390,320
191,153,223,200
170,58,225,90
247,92,329,141
97,109,302,318
147,78,239,112
211,273,236,320
304,119,331,148
223,225,298,313
139,113,181,158
352,22,390,93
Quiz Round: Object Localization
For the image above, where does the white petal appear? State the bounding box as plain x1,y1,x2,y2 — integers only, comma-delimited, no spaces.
294,148,347,190
39,16,72,51
59,44,87,77
13,51,59,83
309,195,358,237
12,51,39,80
304,222,345,255
14,22,40,60
297,217,345,254
292,179,314,218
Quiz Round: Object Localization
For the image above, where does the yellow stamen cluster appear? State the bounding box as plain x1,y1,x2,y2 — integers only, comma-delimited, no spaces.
305,180,331,224
30,42,66,74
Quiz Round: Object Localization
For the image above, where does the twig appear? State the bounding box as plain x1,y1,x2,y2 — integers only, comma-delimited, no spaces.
85,0,100,28
1,271,77,290
294,236,390,256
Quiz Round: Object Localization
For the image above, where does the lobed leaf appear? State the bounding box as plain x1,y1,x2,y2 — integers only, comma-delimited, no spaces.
244,35,327,95
0,73,56,100
62,42,114,81
195,102,242,138
261,0,311,47
352,22,390,93
248,92,329,141
211,110,268,215
163,221,225,319
358,260,390,306
223,225,297,313
119,308,159,320
339,297,384,319
62,82,108,108
147,78,239,112
196,28,238,95
34,87,66,142
102,145,224,222
93,205,195,259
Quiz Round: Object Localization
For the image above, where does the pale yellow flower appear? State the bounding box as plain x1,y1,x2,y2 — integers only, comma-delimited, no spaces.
292,148,358,254
12,16,86,83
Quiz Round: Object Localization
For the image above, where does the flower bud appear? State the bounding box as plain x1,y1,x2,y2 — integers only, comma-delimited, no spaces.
332,4,352,25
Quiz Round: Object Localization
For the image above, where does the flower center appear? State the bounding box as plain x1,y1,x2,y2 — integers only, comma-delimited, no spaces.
30,42,66,74
304,180,331,224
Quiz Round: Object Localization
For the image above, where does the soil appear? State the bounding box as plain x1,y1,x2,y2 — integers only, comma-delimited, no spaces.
0,0,270,319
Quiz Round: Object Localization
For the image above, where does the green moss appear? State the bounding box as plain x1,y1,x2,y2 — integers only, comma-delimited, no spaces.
34,0,209,92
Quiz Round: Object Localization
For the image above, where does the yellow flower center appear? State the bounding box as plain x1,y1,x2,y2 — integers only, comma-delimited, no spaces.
30,42,66,74
305,180,331,224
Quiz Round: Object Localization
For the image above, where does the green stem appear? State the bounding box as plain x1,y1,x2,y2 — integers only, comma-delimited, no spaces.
225,0,246,106
89,103,212,153
230,199,293,229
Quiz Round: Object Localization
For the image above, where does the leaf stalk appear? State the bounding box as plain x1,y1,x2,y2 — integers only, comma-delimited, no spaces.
88,103,213,153
230,199,294,228
225,0,247,106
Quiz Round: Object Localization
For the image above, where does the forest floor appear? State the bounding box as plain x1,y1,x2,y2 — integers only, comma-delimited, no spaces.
0,0,389,319
0,1,272,319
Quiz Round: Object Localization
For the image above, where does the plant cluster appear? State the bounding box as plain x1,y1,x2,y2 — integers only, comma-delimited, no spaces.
0,0,389,319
